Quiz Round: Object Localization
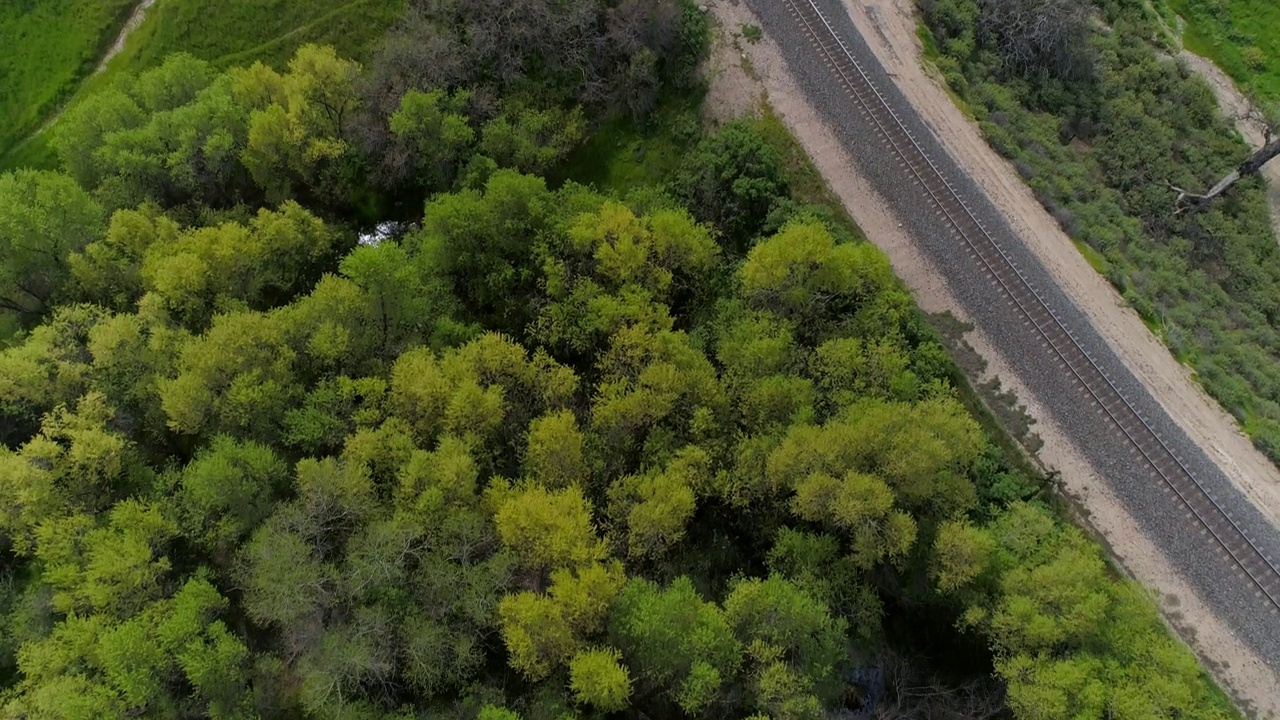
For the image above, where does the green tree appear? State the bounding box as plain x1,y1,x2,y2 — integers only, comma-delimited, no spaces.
765,398,982,521
54,53,250,208
178,436,289,563
36,500,178,618
283,376,388,455
137,202,337,329
237,515,336,636
388,332,576,453
671,120,789,253
478,103,587,176
0,391,143,553
931,520,995,594
498,561,625,681
337,240,458,359
607,446,709,558
957,503,1232,720
766,529,882,638
609,576,741,714
3,577,250,719
589,325,726,461
722,575,847,716
159,310,299,441
533,200,719,354
415,170,556,332
479,706,522,720
492,484,607,575
0,304,124,447
276,274,383,378
240,45,363,204
714,303,800,383
389,88,475,190
0,170,105,317
69,205,175,312
740,221,905,339
524,410,591,489
789,469,916,570
569,647,632,712
809,335,922,409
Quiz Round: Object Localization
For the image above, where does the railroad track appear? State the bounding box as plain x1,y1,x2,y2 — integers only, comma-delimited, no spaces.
782,0,1280,613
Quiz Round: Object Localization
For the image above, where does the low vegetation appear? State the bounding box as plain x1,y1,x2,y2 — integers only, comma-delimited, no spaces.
0,0,135,161
101,0,407,72
920,0,1280,461
1172,0,1280,103
0,0,1242,717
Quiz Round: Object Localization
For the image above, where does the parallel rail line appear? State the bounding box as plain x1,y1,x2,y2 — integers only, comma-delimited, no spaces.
784,0,1280,612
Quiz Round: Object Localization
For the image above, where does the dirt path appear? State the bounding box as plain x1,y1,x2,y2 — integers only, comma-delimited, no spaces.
700,0,1280,714
98,0,157,71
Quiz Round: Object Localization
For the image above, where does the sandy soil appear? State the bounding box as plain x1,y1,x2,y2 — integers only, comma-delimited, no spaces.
700,0,1280,714
1179,49,1280,238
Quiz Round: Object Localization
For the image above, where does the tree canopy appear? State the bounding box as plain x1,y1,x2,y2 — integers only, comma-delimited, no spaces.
0,1,1235,718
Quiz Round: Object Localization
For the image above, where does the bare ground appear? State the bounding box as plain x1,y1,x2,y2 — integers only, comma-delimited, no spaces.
700,0,1280,714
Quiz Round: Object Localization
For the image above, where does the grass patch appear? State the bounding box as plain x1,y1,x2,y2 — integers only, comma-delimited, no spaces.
0,135,60,174
113,0,405,72
741,24,763,43
916,21,941,59
0,0,136,161
1072,238,1110,275
558,91,706,195
1169,0,1280,103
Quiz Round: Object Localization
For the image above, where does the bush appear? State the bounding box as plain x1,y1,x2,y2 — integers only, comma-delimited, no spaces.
1242,45,1267,71
670,120,790,254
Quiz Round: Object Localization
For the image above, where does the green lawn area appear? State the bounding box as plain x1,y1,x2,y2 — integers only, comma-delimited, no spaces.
1,0,406,171
0,0,136,162
1170,0,1280,103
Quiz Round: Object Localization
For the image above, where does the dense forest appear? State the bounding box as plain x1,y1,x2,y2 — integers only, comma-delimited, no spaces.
0,0,1240,718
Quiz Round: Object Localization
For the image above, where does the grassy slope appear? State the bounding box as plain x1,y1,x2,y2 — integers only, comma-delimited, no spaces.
0,0,136,161
109,0,406,71
0,0,406,172
1171,0,1280,104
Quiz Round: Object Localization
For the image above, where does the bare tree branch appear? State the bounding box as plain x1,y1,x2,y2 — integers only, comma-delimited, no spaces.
1175,135,1280,209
